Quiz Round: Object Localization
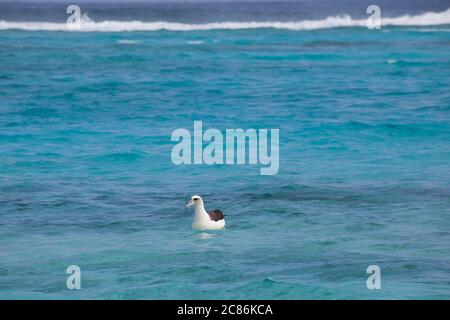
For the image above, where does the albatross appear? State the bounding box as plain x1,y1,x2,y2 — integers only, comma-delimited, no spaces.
185,195,225,230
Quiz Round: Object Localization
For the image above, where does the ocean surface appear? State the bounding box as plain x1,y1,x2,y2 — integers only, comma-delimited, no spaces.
1,1,450,299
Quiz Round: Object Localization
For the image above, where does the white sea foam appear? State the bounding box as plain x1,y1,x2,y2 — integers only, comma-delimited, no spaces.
187,40,204,45
116,39,141,44
1,9,449,32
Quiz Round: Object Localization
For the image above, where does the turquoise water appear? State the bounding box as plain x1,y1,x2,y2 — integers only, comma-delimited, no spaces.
1,24,450,299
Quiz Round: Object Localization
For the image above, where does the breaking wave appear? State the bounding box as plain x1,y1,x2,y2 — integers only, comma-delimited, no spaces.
1,9,450,32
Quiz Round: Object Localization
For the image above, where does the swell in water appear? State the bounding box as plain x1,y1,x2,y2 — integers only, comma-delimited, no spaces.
0,9,450,32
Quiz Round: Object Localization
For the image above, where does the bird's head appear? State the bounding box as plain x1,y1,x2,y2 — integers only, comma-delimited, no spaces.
185,195,203,209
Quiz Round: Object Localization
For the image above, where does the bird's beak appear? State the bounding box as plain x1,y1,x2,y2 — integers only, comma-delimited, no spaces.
185,200,194,209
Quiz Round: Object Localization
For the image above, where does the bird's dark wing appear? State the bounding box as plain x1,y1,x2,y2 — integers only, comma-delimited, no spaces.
208,209,224,221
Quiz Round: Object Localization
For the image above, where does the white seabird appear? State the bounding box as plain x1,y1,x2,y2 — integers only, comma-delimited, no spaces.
185,195,225,230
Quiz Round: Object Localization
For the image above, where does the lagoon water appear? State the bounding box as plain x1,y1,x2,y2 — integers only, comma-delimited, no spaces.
1,1,450,299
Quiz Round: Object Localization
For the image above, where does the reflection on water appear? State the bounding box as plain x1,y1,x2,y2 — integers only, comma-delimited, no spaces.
194,232,223,239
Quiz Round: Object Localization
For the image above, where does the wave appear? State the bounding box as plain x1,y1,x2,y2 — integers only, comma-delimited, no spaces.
1,9,450,32
187,40,205,45
116,39,141,44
